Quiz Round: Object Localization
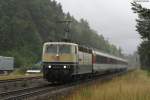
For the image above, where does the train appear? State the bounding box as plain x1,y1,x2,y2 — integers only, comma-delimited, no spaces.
0,56,14,74
42,42,128,82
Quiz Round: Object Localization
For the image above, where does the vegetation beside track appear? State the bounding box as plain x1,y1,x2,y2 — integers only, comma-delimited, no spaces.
63,70,150,100
0,72,42,81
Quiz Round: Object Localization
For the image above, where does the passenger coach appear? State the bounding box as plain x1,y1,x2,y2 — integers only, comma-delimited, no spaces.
92,51,128,74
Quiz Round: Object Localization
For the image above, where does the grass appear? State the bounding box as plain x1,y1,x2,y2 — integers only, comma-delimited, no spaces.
0,74,42,80
63,70,150,100
0,69,42,80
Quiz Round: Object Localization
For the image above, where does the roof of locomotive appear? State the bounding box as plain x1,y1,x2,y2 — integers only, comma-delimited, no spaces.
94,51,127,63
44,42,78,46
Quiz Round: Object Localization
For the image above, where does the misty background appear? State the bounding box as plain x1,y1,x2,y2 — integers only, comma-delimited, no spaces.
56,0,150,54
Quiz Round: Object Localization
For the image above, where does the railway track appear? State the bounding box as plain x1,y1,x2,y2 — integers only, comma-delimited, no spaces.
0,84,54,100
0,76,45,93
0,70,128,100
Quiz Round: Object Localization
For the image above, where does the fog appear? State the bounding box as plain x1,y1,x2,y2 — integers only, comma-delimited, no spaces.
56,0,150,54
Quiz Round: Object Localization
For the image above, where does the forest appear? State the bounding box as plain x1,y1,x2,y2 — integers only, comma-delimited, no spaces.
0,0,123,67
132,2,150,69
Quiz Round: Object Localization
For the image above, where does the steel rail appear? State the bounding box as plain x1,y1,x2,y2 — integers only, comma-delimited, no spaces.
0,84,54,100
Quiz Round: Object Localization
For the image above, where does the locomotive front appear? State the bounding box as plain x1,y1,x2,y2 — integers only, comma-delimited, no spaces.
42,42,78,82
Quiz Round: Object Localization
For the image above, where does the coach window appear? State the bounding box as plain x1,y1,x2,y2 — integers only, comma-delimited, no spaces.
96,55,108,64
113,59,117,64
118,61,122,64
121,61,126,65
103,56,108,64
108,58,112,64
120,61,123,64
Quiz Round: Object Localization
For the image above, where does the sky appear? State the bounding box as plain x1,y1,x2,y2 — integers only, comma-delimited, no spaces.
56,0,150,54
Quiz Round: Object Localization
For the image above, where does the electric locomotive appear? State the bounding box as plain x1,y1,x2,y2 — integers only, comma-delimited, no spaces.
42,42,78,82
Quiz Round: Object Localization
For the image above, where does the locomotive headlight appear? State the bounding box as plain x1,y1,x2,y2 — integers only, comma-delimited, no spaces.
48,65,52,69
64,65,67,69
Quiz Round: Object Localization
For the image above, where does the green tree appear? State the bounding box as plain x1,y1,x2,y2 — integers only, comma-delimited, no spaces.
132,2,150,68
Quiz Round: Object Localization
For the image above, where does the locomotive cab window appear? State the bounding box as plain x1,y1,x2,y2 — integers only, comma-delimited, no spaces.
45,44,57,54
59,45,71,54
45,44,77,54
